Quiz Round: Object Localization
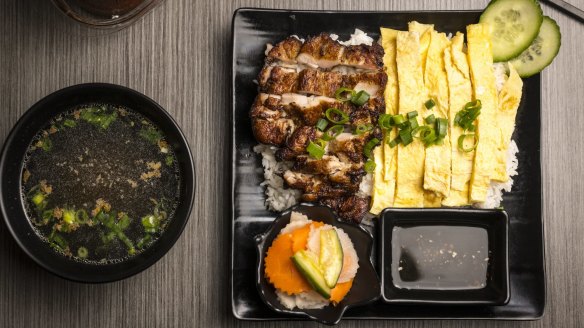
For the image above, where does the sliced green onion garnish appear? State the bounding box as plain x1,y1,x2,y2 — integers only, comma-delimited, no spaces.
392,114,406,125
363,138,380,158
355,123,373,135
322,125,344,141
378,114,393,130
436,118,448,138
335,87,356,102
364,159,376,173
422,128,437,146
325,108,349,125
351,90,370,106
425,114,436,124
77,247,88,259
455,99,482,131
412,126,431,139
407,111,418,119
409,118,419,130
399,128,413,146
425,99,436,109
307,140,326,159
316,118,328,131
464,99,482,111
76,209,89,224
388,137,400,148
458,134,479,152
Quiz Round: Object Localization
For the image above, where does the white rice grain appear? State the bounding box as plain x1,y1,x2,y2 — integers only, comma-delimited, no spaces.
331,29,374,46
254,145,301,211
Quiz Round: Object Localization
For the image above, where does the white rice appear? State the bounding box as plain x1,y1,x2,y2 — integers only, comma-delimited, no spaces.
330,29,374,46
254,144,301,211
276,290,329,310
474,140,519,209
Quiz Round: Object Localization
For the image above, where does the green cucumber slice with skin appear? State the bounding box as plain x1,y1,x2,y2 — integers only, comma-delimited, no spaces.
480,0,543,62
291,250,331,299
509,16,561,78
319,229,344,288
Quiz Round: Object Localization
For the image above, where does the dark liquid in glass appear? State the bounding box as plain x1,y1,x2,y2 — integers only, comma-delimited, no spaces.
72,0,145,16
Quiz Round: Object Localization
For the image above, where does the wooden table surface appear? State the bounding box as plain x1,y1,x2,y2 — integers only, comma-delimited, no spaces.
1,0,582,327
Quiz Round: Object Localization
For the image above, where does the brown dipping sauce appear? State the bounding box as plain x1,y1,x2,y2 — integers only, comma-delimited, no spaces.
72,0,145,16
391,225,490,290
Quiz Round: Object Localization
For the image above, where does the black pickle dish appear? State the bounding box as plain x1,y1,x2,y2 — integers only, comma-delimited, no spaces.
254,203,380,325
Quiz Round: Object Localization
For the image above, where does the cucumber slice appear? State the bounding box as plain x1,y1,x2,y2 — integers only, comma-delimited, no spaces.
480,0,543,62
509,16,561,78
291,250,331,299
319,229,344,288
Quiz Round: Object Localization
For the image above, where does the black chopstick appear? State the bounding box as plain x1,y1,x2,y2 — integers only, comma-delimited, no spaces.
541,0,584,23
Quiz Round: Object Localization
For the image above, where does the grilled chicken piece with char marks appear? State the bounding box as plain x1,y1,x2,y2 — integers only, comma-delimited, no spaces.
259,66,386,99
293,155,365,186
283,171,359,200
296,33,384,71
328,131,382,163
250,94,295,146
340,43,384,70
266,36,303,64
320,196,370,223
275,126,316,161
258,66,299,95
281,93,382,126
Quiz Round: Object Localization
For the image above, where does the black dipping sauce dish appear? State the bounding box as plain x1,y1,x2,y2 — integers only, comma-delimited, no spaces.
379,209,509,305
0,83,195,283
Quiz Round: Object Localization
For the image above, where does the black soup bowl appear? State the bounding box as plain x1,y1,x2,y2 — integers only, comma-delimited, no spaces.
0,83,195,283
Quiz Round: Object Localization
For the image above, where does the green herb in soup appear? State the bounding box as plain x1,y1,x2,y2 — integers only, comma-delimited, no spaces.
22,104,181,263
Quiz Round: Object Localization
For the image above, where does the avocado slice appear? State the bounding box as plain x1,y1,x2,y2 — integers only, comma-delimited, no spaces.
319,229,344,288
291,250,331,299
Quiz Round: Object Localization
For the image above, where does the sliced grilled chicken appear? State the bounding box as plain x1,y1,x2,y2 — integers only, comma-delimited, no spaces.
253,92,382,127
296,33,384,71
266,36,303,64
259,67,386,98
328,131,382,163
320,196,370,223
250,94,295,146
283,171,358,200
251,32,387,222
275,126,316,161
293,155,365,186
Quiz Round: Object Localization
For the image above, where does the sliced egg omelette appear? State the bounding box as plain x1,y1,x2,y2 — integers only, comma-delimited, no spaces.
370,21,524,212
467,23,499,203
442,32,474,206
370,27,399,215
423,30,452,200
393,31,426,208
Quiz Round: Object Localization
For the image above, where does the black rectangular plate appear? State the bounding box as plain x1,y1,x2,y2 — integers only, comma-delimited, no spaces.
231,8,544,321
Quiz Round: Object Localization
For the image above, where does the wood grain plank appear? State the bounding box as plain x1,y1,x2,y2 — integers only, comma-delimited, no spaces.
1,0,583,327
